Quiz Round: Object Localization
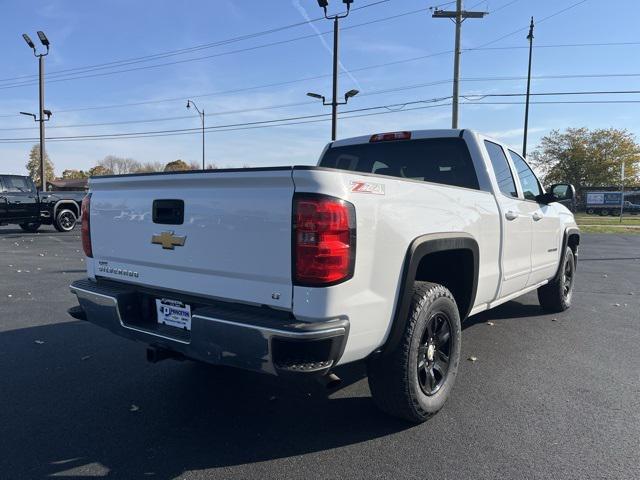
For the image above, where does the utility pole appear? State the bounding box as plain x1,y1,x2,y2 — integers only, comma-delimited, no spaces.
432,1,486,129
522,17,535,158
22,31,50,191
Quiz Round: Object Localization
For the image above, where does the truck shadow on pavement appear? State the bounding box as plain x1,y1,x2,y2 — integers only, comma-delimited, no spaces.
1,297,556,479
0,321,409,479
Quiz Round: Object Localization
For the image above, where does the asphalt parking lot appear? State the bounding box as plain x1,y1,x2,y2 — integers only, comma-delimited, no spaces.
1,226,639,480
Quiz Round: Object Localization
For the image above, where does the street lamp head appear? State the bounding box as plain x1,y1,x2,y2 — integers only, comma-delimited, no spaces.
307,92,324,100
20,111,36,120
343,0,353,6
43,109,52,119
317,0,329,7
186,100,191,109
22,33,35,49
37,31,50,47
345,89,359,100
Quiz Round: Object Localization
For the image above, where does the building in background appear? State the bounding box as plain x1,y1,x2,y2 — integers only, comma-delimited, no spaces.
48,178,88,191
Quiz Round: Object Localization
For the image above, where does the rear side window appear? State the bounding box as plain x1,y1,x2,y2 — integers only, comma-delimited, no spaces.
319,138,480,190
484,141,517,198
508,150,542,201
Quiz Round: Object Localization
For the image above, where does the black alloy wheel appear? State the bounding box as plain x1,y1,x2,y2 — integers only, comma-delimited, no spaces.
417,312,452,396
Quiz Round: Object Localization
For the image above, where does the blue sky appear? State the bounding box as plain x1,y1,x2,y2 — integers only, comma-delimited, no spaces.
1,0,639,176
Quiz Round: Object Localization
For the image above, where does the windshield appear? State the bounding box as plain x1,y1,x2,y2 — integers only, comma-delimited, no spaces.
319,137,479,190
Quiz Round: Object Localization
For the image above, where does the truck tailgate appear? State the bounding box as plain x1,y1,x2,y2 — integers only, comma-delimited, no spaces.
89,169,294,309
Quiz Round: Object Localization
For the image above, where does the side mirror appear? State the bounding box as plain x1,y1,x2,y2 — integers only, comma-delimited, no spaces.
535,183,575,204
549,183,575,201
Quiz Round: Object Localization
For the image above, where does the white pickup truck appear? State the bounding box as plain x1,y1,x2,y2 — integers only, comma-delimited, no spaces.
69,129,579,423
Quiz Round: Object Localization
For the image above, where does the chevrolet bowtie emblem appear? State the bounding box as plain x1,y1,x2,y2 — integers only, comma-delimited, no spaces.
151,231,186,250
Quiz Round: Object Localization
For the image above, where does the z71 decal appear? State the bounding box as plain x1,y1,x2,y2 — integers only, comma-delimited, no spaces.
350,180,385,195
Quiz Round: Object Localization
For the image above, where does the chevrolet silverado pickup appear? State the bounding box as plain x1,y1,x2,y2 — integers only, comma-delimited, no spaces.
69,129,580,423
0,174,85,232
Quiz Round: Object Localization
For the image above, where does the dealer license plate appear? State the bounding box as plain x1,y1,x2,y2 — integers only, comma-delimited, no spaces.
155,298,192,331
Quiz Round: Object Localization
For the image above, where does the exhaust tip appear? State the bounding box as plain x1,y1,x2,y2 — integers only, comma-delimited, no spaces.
319,372,342,390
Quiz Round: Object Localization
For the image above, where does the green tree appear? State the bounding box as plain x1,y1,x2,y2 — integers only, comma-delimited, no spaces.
530,128,640,190
164,159,191,172
61,169,88,179
26,144,55,189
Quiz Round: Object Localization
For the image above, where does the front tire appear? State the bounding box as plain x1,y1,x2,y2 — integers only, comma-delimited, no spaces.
537,247,575,312
54,209,77,232
367,282,461,423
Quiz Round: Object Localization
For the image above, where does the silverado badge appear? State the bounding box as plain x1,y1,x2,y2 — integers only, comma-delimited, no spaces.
151,231,186,250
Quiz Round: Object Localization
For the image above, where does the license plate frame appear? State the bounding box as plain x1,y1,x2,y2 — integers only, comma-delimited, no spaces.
155,298,192,331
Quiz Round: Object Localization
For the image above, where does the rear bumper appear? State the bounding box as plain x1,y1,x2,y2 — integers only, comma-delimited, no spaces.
69,279,348,376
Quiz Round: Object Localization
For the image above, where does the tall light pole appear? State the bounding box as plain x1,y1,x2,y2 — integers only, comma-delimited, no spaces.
522,17,535,158
22,31,50,191
432,1,486,129
315,0,354,141
186,100,205,169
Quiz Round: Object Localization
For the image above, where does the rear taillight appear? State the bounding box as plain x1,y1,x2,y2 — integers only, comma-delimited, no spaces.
81,194,92,258
293,194,355,286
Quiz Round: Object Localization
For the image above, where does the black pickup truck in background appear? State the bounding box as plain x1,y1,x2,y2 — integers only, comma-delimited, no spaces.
0,174,85,232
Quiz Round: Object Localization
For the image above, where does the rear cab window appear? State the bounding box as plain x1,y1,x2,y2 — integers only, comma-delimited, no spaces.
483,141,518,198
319,137,480,190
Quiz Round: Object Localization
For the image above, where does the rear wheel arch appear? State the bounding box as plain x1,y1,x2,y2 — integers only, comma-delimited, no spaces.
382,233,479,355
54,200,80,218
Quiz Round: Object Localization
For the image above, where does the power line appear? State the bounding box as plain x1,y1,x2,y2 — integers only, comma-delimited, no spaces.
4,36,634,119
0,0,392,85
3,89,640,142
468,0,589,51
3,96,639,144
0,0,587,90
0,4,421,90
4,69,640,122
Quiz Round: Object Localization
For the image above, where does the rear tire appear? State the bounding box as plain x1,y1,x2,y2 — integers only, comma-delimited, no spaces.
367,282,461,423
586,208,594,215
54,209,77,232
19,222,41,233
537,247,575,313
600,209,609,216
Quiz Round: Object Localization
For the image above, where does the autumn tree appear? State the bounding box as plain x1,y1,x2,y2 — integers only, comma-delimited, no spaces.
26,144,55,189
164,159,191,172
530,128,640,190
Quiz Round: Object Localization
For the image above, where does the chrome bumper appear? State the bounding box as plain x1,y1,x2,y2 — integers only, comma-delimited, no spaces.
69,279,348,376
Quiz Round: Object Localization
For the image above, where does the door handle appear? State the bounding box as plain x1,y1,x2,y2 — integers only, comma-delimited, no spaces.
532,212,543,221
505,210,518,221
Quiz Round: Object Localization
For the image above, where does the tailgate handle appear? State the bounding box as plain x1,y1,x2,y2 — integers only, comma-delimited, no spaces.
153,199,184,225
